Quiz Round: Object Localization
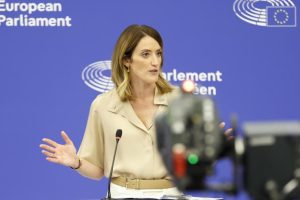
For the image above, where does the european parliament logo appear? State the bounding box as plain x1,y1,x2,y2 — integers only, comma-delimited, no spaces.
82,61,222,96
233,0,297,27
82,60,114,93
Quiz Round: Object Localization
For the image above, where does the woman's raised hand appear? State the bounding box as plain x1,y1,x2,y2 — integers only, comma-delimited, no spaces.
40,131,79,168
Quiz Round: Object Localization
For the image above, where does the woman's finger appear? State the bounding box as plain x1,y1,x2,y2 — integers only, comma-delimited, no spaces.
224,128,233,136
39,144,56,153
42,150,56,158
61,131,72,145
219,122,225,129
46,157,60,164
42,138,59,147
224,128,234,140
227,135,234,140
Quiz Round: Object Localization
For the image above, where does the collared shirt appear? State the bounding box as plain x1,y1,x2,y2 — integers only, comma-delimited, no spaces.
77,87,179,179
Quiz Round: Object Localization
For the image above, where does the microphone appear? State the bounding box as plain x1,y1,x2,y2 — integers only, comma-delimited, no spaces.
107,129,122,199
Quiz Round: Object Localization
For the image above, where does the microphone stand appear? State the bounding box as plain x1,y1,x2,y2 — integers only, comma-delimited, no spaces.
107,130,122,199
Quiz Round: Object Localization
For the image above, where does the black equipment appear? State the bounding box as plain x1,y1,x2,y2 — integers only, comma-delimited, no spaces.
155,82,300,200
243,121,300,200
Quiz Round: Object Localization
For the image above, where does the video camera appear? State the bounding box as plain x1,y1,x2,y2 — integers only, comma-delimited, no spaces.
155,81,300,200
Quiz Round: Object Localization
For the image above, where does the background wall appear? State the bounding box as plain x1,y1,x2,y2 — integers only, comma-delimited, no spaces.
0,0,299,199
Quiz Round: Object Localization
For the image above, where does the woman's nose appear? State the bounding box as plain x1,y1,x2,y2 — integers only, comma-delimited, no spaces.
151,54,160,66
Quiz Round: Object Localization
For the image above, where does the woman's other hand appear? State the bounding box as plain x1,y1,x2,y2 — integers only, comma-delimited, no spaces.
40,131,79,168
219,122,234,140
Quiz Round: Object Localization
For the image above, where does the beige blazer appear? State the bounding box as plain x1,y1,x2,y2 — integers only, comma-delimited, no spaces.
77,87,179,179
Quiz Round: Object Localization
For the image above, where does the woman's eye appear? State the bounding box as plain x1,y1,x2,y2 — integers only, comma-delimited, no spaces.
157,51,162,56
142,52,150,57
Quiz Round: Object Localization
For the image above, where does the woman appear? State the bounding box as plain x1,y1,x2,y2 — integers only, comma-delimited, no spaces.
40,24,233,198
40,24,182,198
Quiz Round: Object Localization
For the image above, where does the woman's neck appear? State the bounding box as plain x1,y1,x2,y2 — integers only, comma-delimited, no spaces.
131,82,156,101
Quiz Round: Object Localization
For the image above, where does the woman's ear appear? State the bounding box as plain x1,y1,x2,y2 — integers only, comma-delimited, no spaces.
123,58,130,68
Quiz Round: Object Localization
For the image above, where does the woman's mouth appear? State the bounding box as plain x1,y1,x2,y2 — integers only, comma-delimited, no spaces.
149,69,158,73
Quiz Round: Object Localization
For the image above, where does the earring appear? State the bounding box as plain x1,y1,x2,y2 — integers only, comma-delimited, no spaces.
124,64,130,72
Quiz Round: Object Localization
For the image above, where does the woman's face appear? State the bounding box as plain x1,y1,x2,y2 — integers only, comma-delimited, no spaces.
126,36,162,86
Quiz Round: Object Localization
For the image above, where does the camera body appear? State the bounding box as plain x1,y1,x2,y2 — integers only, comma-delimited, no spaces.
156,89,300,200
156,91,225,190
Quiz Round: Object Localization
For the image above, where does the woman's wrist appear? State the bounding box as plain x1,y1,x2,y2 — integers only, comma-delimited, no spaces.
70,157,81,170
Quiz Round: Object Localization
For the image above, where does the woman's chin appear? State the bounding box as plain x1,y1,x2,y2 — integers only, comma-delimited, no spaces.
147,77,159,84
131,75,159,86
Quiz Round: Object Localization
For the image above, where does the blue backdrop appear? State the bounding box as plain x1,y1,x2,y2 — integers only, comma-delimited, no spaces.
0,0,299,199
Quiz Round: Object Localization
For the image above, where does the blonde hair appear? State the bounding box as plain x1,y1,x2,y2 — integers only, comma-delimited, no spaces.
111,24,173,101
